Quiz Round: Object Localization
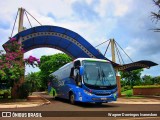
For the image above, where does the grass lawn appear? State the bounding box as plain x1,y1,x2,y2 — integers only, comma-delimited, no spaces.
121,89,133,95
125,96,146,99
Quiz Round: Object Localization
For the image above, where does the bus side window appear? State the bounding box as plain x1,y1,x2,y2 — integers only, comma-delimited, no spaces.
70,67,75,79
74,69,81,86
52,76,59,87
74,60,81,68
75,73,79,85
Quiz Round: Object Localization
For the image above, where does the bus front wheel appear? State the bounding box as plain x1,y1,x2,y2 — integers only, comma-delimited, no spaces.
69,93,75,104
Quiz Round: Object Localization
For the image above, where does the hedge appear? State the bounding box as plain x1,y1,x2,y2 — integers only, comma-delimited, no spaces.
133,85,160,89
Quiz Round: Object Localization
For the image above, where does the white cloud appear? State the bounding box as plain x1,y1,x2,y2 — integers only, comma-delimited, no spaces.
124,46,135,58
113,0,132,17
95,0,110,17
85,0,93,4
96,0,132,18
0,0,75,18
0,0,159,76
44,48,62,55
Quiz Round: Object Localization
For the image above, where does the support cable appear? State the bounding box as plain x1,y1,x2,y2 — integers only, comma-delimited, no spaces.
115,43,122,64
104,40,111,56
115,40,133,62
95,39,110,48
24,11,32,28
115,43,122,65
115,43,125,65
115,43,125,64
25,10,42,26
10,10,19,37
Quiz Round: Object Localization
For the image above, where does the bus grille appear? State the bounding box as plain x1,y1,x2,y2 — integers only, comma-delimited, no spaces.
92,98,113,101
94,93,111,96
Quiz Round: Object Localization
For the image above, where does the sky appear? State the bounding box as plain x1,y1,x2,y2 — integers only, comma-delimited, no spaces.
0,0,159,76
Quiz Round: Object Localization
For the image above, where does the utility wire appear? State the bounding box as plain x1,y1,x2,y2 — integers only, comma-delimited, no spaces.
10,10,19,37
24,11,32,28
115,40,133,62
25,10,42,26
95,39,110,48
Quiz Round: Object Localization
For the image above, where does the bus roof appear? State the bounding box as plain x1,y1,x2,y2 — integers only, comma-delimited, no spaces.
74,58,110,63
51,58,111,75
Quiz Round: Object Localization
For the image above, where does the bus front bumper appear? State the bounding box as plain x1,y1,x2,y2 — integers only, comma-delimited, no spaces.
75,91,117,103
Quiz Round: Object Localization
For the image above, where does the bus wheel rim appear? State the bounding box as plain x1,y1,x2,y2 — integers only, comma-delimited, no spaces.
71,94,74,103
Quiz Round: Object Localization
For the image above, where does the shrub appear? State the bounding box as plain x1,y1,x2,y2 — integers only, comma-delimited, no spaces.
0,89,11,98
17,82,30,99
124,86,132,91
121,86,132,93
121,87,125,92
133,85,160,89
126,90,133,97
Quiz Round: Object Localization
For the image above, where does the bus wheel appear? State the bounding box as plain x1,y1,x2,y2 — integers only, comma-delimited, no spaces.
53,91,56,99
69,93,75,104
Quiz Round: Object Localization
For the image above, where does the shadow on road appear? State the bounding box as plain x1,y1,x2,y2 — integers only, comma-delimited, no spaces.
53,97,119,108
36,92,119,109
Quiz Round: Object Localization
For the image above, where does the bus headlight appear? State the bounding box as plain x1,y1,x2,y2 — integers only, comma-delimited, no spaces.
78,92,82,97
113,91,118,98
84,90,93,96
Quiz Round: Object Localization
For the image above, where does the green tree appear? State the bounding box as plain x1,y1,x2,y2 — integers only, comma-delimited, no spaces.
120,69,143,87
38,53,72,89
25,72,41,93
0,39,25,98
142,75,153,85
0,38,40,99
151,76,160,84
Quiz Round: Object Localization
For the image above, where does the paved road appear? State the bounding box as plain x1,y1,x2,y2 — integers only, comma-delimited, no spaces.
0,92,159,120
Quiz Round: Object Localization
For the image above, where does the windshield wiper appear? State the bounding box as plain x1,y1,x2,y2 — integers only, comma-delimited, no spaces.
94,69,100,85
84,71,88,82
101,69,111,86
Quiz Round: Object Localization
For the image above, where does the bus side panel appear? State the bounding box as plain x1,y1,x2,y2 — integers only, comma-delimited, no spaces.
62,78,76,99
55,77,77,99
64,84,83,101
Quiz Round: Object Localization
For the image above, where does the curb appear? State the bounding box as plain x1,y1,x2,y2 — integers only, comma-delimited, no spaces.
112,97,160,104
0,103,42,108
112,101,160,104
37,95,51,105
0,95,51,108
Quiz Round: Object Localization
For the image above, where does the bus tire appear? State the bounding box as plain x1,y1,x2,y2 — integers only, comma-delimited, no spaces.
69,92,75,104
53,91,56,99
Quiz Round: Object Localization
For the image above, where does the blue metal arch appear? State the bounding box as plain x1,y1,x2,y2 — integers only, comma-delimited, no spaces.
12,25,107,60
4,25,157,71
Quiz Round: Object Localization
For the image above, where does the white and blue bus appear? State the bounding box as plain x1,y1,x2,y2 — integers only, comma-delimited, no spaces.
48,58,117,104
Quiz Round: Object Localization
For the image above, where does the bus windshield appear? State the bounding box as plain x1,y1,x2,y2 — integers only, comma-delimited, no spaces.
82,60,116,86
